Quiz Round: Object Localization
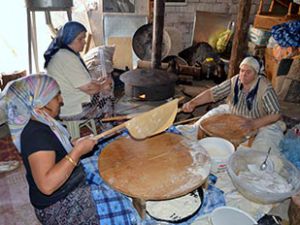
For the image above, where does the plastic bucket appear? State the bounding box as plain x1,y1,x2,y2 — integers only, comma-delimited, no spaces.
210,206,257,225
198,137,234,173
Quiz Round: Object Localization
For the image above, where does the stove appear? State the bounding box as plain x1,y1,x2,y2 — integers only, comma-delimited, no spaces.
120,0,177,101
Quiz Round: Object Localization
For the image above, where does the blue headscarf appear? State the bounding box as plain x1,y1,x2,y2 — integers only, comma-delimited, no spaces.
271,20,300,47
44,21,87,68
2,74,73,153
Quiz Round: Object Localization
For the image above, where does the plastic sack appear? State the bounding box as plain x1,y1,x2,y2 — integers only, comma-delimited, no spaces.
83,45,115,79
280,124,300,169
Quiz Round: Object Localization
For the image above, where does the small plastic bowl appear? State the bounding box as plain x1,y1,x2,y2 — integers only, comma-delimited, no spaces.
210,206,257,225
227,149,300,204
198,137,235,173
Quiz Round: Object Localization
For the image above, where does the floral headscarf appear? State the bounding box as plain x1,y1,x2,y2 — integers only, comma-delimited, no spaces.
44,21,87,68
2,74,73,153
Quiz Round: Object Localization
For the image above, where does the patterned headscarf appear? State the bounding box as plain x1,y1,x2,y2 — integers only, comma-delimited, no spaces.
44,21,87,68
271,20,300,47
2,74,73,153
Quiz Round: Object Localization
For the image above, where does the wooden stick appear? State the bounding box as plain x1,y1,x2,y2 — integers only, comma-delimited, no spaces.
102,107,183,122
173,115,202,125
94,97,185,139
102,97,185,122
92,123,126,141
101,114,138,122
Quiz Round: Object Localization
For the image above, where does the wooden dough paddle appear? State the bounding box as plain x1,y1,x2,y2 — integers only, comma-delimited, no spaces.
93,98,180,140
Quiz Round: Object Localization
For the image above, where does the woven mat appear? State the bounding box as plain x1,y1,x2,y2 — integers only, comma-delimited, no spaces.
0,135,21,162
0,165,40,225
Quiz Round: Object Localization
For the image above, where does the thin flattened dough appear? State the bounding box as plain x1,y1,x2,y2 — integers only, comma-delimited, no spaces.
126,98,179,139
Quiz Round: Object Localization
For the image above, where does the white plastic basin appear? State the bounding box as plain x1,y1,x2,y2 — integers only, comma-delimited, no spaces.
211,206,257,225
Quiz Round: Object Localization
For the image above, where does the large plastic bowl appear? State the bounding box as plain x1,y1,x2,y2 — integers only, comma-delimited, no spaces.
227,149,300,204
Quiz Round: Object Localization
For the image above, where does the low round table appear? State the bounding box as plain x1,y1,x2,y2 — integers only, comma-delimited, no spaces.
98,132,211,218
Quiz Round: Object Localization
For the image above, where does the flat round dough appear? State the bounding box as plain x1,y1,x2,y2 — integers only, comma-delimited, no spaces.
200,114,252,146
146,189,202,222
126,98,178,139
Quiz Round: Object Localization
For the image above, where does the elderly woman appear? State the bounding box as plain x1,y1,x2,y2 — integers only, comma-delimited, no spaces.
2,74,99,224
182,56,284,153
44,21,113,121
270,20,300,103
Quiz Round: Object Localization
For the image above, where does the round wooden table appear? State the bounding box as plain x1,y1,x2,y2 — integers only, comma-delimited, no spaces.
98,132,211,218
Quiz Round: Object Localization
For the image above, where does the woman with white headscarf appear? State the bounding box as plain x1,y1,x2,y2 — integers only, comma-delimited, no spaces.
44,21,114,121
2,74,100,224
182,56,284,153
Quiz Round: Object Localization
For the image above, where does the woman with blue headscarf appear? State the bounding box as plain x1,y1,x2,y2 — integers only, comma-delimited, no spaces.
44,21,113,122
270,20,300,103
181,56,284,154
3,74,100,224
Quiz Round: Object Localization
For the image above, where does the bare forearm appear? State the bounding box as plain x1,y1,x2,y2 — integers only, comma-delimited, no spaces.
36,149,83,195
79,79,112,95
190,89,214,107
182,89,214,112
79,80,101,95
29,137,96,195
252,113,281,130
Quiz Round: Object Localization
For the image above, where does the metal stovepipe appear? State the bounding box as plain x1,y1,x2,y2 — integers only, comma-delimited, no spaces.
151,0,165,69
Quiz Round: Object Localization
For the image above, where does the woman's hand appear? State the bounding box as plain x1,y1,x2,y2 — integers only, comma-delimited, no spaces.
72,135,97,156
79,76,112,95
240,118,256,133
98,76,112,92
182,101,196,113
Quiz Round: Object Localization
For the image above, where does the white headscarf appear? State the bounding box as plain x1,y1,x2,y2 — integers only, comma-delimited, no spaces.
239,56,260,74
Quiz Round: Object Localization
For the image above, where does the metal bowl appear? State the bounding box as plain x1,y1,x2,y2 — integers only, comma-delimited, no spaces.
132,23,171,61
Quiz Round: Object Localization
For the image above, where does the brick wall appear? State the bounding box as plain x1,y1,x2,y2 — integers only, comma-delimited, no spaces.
162,0,271,50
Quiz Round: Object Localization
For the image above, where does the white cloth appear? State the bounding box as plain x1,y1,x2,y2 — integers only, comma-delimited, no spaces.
46,49,91,116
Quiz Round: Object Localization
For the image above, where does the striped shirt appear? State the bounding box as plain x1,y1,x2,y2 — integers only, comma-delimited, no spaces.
210,75,280,119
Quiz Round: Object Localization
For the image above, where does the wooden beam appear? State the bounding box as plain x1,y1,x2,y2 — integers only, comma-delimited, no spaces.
228,0,252,78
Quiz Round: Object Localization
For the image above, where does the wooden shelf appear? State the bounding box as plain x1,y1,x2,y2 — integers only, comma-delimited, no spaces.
254,14,300,30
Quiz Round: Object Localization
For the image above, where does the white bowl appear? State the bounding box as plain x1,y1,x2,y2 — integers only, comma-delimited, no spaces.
210,206,257,225
198,137,235,173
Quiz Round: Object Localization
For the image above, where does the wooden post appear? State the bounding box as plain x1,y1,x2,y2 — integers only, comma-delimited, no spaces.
132,198,146,219
228,0,252,78
257,0,264,15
